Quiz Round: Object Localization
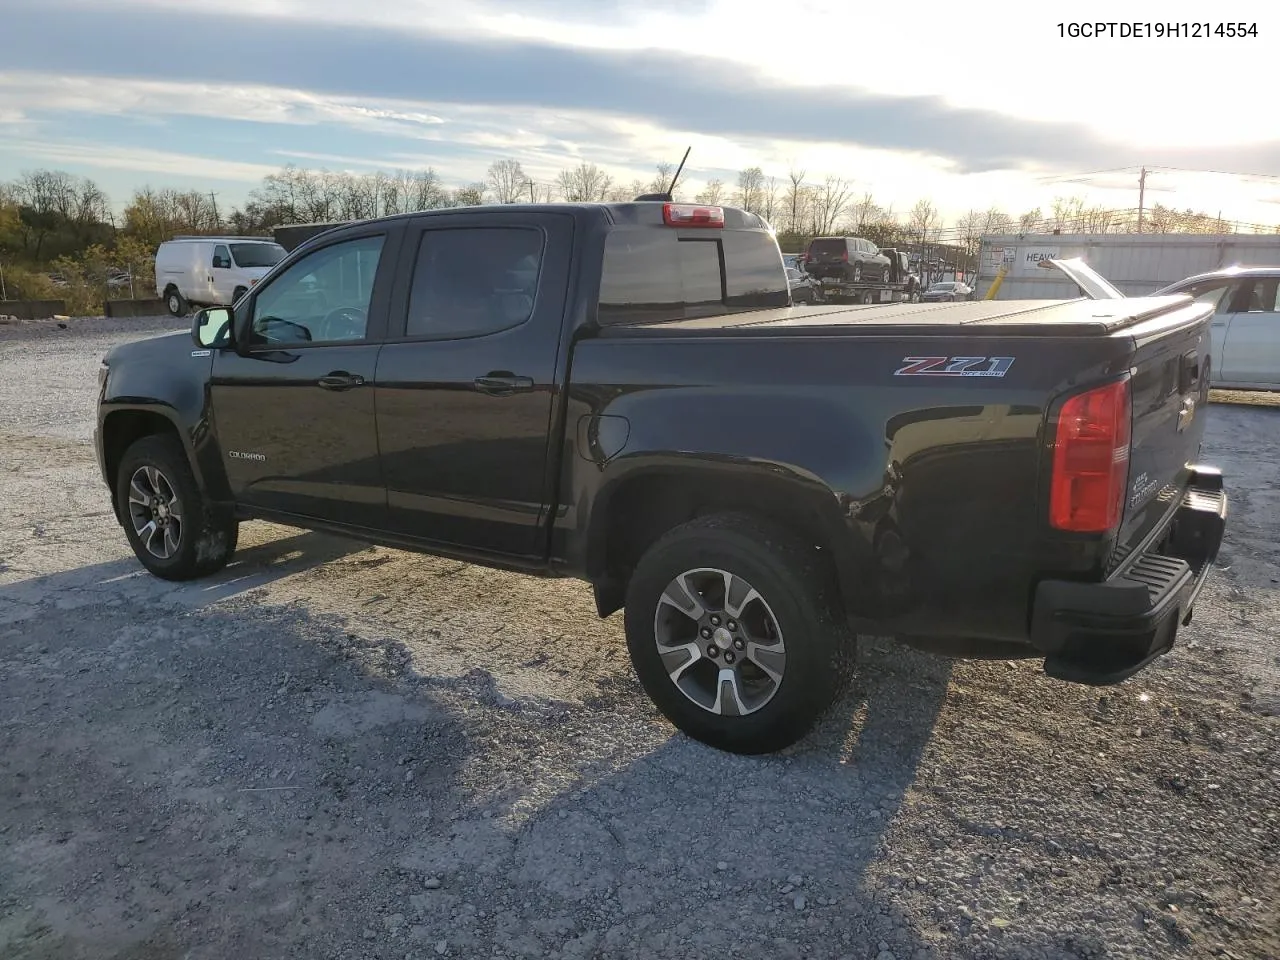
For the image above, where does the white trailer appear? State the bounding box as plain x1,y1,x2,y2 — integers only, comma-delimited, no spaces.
974,233,1280,299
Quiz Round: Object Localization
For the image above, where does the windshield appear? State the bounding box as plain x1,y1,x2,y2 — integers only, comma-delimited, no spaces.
231,242,287,268
929,282,955,291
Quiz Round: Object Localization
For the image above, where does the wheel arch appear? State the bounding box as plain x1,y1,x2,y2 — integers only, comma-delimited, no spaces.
100,406,207,522
584,461,863,621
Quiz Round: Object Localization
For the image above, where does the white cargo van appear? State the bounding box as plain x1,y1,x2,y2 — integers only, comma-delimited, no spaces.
154,237,288,316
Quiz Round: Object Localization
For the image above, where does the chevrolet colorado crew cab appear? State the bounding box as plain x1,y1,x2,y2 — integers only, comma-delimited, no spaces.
94,201,1228,755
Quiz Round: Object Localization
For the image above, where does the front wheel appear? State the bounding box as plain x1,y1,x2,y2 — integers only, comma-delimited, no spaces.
165,288,187,317
117,434,238,581
623,513,855,754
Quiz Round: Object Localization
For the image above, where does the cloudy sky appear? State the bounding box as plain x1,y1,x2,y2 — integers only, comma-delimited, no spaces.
1,0,1277,224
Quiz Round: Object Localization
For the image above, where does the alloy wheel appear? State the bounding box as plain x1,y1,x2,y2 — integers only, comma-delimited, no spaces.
653,567,787,716
126,465,184,559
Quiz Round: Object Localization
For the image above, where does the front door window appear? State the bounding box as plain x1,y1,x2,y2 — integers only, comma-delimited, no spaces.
249,235,385,346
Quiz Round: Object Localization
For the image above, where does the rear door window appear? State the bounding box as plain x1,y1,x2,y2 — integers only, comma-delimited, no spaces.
405,227,544,339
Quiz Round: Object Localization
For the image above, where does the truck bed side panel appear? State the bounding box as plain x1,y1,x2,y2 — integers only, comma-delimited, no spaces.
554,332,1131,643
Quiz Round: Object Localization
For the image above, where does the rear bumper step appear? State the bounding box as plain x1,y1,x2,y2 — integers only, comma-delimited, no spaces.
1031,466,1227,685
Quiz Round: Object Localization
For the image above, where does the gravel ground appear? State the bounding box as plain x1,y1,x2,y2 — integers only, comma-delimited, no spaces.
1,316,1277,960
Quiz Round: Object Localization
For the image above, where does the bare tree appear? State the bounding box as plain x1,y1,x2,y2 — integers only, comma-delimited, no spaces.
1050,196,1087,232
907,199,941,243
1081,205,1118,234
734,166,765,214
695,179,725,205
956,208,984,258
637,163,675,198
405,169,449,211
452,183,486,207
10,169,111,257
785,168,807,235
847,191,884,233
556,162,612,202
980,207,1014,235
812,176,853,235
1018,206,1043,232
527,180,556,203
761,176,780,225
486,159,529,204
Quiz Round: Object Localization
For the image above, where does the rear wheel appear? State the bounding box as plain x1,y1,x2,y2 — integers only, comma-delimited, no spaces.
232,285,248,304
852,263,863,283
116,434,238,581
623,513,855,754
164,287,187,317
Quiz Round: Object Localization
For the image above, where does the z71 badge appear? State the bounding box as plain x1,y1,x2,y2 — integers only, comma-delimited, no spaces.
893,356,1015,378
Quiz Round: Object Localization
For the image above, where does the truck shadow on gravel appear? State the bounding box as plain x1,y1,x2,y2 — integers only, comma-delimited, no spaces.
499,640,968,960
2,548,1076,960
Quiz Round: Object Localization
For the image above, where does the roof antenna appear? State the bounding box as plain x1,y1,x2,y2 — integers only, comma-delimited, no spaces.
634,146,691,202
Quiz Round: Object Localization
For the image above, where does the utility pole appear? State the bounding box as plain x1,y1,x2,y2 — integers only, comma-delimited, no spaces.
208,192,220,230
1136,167,1147,234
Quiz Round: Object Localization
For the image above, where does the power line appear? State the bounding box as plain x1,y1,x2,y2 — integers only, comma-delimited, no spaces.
1147,164,1280,182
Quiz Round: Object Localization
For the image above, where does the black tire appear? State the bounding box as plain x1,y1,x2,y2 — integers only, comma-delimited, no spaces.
165,287,187,317
852,263,863,283
232,286,248,304
623,513,855,755
116,434,238,581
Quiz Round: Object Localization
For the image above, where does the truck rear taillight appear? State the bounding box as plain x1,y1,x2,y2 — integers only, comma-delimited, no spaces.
662,203,724,227
1049,378,1131,533
841,250,849,262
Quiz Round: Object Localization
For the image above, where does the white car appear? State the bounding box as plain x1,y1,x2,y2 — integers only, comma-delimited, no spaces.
1153,267,1280,390
920,280,973,302
155,237,287,317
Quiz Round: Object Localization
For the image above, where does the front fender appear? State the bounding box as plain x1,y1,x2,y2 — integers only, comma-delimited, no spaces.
98,338,229,504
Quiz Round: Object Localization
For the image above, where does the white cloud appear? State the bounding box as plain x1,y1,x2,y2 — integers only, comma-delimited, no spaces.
93,0,1278,146
3,27,1279,227
0,138,281,184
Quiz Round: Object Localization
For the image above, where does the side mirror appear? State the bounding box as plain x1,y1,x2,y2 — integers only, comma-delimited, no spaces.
192,307,233,349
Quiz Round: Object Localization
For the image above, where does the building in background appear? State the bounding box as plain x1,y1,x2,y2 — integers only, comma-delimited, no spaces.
974,234,1280,299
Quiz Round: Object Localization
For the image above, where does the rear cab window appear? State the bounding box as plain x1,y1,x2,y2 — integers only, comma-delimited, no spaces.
807,238,846,259
598,227,788,324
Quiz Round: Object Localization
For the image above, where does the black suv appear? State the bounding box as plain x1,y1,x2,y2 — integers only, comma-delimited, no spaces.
802,236,891,283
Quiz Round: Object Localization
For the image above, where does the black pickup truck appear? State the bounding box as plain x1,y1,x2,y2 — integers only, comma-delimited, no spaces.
94,201,1227,754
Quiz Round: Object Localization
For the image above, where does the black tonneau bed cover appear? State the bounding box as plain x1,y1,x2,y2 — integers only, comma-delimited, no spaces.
603,295,1205,339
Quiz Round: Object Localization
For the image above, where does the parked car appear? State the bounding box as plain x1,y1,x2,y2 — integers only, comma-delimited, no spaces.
786,266,820,304
802,236,891,283
1148,266,1280,390
155,236,288,317
921,280,973,302
96,203,1226,756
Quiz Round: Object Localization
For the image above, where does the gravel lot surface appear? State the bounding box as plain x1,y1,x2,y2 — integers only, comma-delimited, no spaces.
1,316,1277,960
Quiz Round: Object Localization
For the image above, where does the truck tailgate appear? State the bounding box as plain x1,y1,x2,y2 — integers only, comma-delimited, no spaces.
1110,303,1214,570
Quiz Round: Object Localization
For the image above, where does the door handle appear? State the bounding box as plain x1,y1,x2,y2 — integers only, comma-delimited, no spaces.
474,374,534,396
317,372,366,391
